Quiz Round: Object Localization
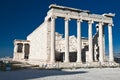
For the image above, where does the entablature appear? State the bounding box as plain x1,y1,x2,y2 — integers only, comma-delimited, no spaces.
14,39,30,45
45,4,114,25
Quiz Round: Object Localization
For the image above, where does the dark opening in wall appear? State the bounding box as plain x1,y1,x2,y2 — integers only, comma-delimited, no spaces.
17,43,23,53
24,44,30,59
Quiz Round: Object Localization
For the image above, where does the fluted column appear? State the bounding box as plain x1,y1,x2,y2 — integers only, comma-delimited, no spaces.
108,24,114,62
76,19,82,62
98,22,104,63
50,16,56,63
64,17,70,62
88,20,93,62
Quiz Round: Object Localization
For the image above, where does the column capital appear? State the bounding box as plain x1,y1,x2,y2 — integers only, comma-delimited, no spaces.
51,15,57,19
88,20,94,24
64,17,71,21
77,19,83,22
98,21,104,25
22,43,25,45
108,23,114,26
14,42,17,45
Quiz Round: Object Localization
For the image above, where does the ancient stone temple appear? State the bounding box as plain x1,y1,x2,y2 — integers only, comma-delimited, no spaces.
13,4,117,68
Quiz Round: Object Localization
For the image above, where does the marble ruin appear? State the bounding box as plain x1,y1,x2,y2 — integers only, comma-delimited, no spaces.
13,4,118,68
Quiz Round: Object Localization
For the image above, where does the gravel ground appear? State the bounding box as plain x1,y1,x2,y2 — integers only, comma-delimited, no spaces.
0,68,120,80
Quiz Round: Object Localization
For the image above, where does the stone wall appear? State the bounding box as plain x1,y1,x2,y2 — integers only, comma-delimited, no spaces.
27,21,48,62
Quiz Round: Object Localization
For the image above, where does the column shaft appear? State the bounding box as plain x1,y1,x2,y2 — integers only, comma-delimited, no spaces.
50,17,56,63
108,24,114,62
88,20,93,62
99,22,104,63
76,20,82,62
64,18,70,62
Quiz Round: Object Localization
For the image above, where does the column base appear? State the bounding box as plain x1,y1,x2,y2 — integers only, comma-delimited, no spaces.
108,61,119,66
99,58,104,63
50,60,55,63
76,60,82,63
64,60,69,63
88,60,93,63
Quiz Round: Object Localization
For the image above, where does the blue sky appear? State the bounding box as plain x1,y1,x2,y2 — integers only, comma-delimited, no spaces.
0,0,120,57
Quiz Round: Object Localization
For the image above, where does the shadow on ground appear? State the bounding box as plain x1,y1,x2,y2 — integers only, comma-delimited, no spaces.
0,69,87,80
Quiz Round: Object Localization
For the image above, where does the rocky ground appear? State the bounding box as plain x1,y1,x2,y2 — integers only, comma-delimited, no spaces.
0,68,120,80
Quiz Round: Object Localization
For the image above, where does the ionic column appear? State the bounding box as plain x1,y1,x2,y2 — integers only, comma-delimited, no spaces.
76,19,82,62
108,24,114,62
64,17,70,62
98,22,104,63
88,20,93,62
50,16,56,63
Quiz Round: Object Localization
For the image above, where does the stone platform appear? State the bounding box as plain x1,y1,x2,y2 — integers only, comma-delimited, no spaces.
37,62,120,69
